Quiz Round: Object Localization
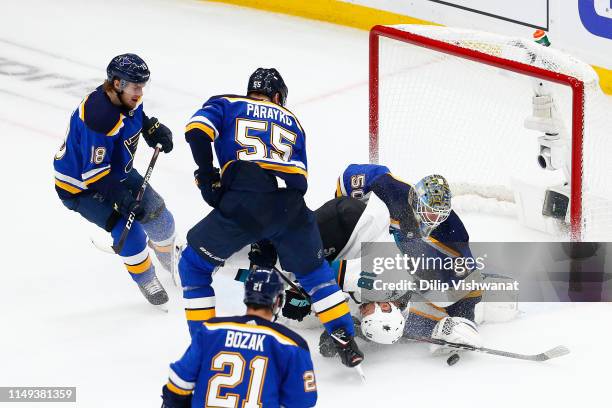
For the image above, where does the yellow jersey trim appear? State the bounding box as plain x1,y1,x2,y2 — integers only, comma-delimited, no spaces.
221,96,298,119
409,307,445,322
55,179,83,194
426,237,462,258
255,161,308,177
204,321,298,346
78,95,89,121
107,114,125,136
167,382,193,396
83,169,110,186
186,122,215,141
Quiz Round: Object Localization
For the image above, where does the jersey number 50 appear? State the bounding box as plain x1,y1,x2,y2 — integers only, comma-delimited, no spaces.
235,119,297,162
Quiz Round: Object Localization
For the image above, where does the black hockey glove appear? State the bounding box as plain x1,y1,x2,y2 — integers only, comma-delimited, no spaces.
113,189,146,221
195,168,222,208
143,116,173,153
248,240,278,269
161,384,191,408
282,289,311,321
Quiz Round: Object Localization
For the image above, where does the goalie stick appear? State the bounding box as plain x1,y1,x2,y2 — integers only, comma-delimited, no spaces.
407,335,570,362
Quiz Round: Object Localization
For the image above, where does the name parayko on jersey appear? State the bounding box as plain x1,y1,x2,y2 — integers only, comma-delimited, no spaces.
246,103,294,127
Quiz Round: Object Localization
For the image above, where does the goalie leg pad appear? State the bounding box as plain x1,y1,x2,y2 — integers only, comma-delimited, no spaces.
430,317,482,355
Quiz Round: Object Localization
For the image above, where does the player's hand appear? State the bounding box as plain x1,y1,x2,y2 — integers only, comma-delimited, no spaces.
113,190,146,221
248,240,278,269
143,115,173,153
194,168,222,208
282,289,311,321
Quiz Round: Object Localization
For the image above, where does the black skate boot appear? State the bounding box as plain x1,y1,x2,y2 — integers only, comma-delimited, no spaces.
320,328,364,367
138,275,169,307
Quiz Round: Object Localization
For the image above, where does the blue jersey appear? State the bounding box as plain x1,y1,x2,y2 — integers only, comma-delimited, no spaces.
53,86,144,199
166,315,317,408
185,95,308,192
337,164,473,281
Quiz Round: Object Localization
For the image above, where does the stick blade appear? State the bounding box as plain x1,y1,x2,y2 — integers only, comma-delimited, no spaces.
541,345,570,360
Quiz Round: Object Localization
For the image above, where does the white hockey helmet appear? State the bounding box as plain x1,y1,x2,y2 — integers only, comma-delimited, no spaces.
360,302,406,344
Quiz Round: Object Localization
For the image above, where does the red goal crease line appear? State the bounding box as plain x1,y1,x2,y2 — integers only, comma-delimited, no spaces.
368,25,584,241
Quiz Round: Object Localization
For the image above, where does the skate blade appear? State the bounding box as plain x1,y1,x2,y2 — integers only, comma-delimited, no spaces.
154,303,169,313
354,364,366,384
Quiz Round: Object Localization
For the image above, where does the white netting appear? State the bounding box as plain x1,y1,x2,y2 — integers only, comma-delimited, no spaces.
375,25,612,241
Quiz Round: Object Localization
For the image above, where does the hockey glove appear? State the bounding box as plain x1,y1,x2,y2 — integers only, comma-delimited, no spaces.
282,289,311,321
248,240,278,268
194,168,222,208
113,189,146,222
161,384,191,408
143,115,173,153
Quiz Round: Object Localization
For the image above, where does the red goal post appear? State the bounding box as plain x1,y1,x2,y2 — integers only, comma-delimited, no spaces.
369,25,595,241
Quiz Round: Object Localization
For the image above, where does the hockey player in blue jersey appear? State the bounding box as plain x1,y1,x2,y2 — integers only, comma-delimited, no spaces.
53,54,176,307
179,68,363,367
161,267,317,408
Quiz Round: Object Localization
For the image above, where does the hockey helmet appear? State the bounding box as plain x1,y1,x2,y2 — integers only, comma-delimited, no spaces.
107,53,150,84
247,68,288,106
410,174,452,230
244,267,285,316
360,302,406,344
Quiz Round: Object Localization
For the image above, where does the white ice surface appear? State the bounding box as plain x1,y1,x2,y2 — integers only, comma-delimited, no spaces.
0,0,610,407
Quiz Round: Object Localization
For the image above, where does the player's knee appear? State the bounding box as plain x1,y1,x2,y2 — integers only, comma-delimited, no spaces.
141,201,170,225
111,219,147,256
178,245,216,287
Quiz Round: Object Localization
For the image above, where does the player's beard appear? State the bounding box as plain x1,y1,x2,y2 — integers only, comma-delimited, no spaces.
118,92,140,110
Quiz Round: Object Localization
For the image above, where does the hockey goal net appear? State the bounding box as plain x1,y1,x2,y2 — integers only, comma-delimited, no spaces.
370,25,612,241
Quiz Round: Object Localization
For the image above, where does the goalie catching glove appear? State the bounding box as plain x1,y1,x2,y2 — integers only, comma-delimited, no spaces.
430,316,482,355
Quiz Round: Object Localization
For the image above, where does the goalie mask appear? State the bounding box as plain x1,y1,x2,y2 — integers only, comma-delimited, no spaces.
360,302,406,344
410,174,452,231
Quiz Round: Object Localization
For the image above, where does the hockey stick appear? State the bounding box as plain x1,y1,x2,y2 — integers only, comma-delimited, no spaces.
112,144,162,254
407,336,570,362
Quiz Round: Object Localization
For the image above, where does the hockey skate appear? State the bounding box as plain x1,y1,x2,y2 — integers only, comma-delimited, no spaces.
138,275,169,311
319,328,364,367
